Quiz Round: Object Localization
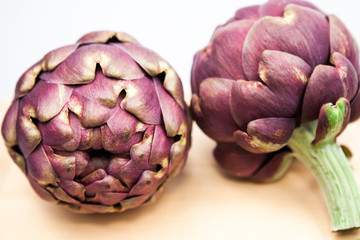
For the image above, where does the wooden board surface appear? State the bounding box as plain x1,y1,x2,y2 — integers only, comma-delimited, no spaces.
0,98,360,240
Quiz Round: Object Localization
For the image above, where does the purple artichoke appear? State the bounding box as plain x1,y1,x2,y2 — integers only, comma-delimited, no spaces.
191,0,360,231
2,31,191,213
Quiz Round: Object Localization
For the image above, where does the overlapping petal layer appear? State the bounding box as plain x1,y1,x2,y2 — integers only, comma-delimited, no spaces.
2,31,191,213
191,0,360,181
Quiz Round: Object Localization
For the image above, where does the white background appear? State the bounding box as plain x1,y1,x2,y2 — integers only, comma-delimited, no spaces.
0,0,359,99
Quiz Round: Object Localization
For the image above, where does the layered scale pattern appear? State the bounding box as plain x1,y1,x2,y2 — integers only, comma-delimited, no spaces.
2,31,191,213
191,0,360,181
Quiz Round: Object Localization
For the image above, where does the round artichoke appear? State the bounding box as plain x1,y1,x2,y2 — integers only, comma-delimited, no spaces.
191,0,360,231
2,31,191,213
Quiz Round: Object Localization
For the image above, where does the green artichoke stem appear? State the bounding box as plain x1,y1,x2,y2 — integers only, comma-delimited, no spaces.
287,121,360,231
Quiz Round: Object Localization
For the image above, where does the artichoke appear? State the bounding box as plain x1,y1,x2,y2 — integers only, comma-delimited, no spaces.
2,31,191,213
191,0,360,231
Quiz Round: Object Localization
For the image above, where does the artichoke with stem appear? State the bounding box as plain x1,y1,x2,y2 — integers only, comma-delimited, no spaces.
2,31,191,214
191,0,360,231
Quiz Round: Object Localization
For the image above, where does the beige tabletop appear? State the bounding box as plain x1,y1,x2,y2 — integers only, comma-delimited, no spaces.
0,98,360,240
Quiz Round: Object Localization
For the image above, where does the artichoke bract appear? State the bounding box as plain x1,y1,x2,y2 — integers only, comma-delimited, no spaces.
191,0,360,231
2,31,191,213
